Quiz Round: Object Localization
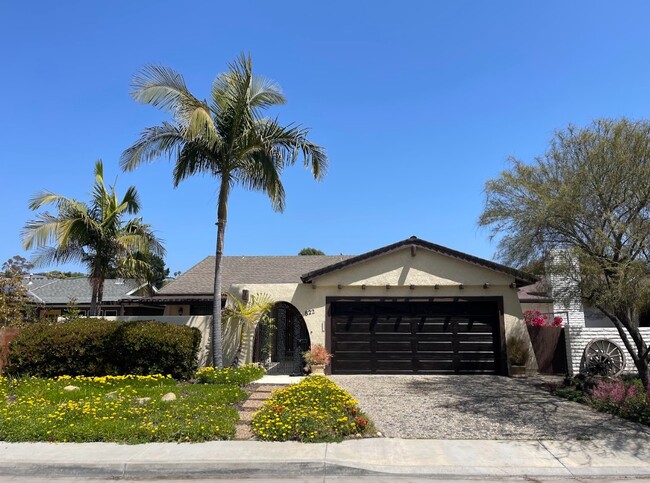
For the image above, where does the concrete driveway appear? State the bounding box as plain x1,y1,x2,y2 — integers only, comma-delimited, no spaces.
330,375,650,440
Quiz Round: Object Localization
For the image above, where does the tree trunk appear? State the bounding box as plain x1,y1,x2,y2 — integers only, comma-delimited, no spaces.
211,182,229,368
89,277,99,316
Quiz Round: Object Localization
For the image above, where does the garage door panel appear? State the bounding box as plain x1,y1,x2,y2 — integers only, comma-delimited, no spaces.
335,341,371,351
330,298,502,375
417,341,454,351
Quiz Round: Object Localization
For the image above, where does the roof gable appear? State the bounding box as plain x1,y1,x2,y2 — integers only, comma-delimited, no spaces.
301,237,535,287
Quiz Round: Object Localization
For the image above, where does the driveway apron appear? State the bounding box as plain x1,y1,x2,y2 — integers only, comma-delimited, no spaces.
330,375,650,440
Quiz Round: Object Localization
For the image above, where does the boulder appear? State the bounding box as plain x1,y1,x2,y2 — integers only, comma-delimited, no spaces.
161,392,177,402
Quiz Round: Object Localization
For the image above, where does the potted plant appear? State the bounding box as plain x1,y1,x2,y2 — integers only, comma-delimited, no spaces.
506,335,530,377
303,344,331,375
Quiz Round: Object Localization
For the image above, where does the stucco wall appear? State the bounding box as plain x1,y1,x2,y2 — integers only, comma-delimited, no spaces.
231,247,536,372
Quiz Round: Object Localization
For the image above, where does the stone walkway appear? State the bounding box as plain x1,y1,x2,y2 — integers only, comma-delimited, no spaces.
235,384,286,440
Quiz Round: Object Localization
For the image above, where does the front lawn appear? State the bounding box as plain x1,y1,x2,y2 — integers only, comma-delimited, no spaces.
0,374,247,443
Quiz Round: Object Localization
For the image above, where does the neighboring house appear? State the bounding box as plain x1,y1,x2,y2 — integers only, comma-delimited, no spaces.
149,236,536,375
518,276,650,376
24,277,156,318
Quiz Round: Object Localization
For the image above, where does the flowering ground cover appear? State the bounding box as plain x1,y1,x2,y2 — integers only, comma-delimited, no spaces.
0,374,247,443
196,363,265,386
553,376,650,426
251,376,373,442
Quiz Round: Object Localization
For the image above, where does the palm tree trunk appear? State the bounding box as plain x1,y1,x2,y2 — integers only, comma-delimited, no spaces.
89,278,99,316
211,182,229,368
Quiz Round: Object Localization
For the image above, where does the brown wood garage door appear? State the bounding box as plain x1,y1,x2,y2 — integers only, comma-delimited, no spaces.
329,297,504,375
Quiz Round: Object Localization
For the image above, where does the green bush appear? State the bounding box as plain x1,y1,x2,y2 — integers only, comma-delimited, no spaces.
6,319,201,380
196,363,265,386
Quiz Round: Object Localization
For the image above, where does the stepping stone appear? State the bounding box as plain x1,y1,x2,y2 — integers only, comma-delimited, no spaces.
248,393,269,401
234,423,253,440
242,399,265,410
239,411,255,422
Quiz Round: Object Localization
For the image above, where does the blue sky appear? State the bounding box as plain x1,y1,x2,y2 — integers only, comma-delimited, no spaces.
2,1,650,275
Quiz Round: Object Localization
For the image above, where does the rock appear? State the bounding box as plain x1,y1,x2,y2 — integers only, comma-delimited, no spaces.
161,392,177,402
137,397,152,405
355,433,362,438
63,385,80,391
105,391,118,399
376,431,383,437
5,394,17,404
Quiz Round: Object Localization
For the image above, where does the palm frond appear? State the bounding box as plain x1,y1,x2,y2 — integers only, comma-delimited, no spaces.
131,65,206,123
120,122,186,171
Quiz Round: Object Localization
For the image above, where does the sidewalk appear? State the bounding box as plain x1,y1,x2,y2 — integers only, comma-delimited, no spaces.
1,437,650,479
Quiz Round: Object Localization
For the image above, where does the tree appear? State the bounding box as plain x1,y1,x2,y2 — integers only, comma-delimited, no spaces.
22,160,165,316
479,118,650,388
0,272,32,326
2,255,33,277
121,54,327,368
107,252,169,289
223,292,274,367
298,247,325,255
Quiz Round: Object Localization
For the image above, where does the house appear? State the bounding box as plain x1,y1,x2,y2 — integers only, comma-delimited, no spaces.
518,272,650,376
24,277,156,318
150,236,537,375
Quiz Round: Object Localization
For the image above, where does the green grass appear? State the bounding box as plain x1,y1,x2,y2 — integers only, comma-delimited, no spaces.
0,374,247,443
251,375,374,443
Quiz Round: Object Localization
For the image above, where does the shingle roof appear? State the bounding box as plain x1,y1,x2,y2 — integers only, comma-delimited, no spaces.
157,255,353,295
301,236,536,287
517,281,553,303
24,278,143,304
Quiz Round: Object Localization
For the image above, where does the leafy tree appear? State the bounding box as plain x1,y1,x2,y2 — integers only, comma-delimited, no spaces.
2,255,33,277
106,252,169,289
22,160,165,316
0,272,33,327
121,54,327,367
223,292,274,367
479,118,650,388
36,270,86,279
298,247,325,255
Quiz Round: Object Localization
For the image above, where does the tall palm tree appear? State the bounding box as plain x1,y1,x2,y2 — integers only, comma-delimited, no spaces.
22,160,165,316
121,53,327,368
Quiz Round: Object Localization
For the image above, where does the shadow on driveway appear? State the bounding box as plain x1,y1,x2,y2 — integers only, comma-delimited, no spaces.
331,375,650,445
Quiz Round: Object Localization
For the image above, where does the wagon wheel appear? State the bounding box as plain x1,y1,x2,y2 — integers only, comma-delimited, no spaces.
583,339,626,377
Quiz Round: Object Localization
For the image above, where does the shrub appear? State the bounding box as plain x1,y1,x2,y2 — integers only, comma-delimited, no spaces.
6,319,201,380
196,363,265,385
589,378,648,422
506,335,530,366
303,344,331,368
251,376,372,442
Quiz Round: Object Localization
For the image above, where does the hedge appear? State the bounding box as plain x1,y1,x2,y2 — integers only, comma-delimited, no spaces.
6,319,201,380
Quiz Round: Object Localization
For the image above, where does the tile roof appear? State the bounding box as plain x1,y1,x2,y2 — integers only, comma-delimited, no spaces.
24,278,143,304
157,255,353,295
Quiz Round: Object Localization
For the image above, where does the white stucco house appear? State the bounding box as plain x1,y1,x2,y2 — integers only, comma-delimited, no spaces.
144,236,539,375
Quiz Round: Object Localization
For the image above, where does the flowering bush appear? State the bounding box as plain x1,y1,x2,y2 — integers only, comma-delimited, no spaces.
196,363,265,386
303,344,331,367
250,375,372,442
589,378,649,422
524,310,563,327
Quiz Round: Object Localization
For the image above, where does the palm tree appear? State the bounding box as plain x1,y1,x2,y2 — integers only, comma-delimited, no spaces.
223,292,274,367
120,53,327,368
22,160,164,316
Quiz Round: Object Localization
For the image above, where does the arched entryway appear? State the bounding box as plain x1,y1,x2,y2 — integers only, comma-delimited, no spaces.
253,302,310,375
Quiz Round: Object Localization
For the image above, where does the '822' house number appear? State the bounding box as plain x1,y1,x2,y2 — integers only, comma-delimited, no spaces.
304,308,315,316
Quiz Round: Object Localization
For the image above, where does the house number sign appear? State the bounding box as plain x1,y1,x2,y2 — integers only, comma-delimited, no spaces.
304,308,315,316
